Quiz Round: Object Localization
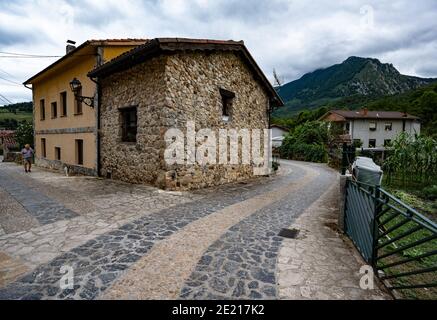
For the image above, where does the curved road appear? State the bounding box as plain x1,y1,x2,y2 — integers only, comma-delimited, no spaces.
0,160,337,300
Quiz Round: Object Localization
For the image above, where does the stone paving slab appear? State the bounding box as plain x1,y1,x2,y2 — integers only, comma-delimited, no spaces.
0,252,29,288
277,181,391,300
0,163,202,286
0,162,305,299
0,188,39,234
100,163,317,299
0,170,78,225
179,162,335,300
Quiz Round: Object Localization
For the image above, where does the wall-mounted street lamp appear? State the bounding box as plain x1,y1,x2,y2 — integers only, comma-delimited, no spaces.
69,78,95,107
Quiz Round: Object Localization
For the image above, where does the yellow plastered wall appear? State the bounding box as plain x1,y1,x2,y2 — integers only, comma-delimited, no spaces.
32,43,143,171
38,133,96,168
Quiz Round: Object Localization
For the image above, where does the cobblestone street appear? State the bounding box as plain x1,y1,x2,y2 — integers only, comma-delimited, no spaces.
0,160,390,300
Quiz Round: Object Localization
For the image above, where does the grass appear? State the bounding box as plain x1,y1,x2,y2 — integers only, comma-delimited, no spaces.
0,110,33,122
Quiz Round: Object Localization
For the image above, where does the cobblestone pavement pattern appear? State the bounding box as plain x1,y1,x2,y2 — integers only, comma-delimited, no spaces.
0,161,390,299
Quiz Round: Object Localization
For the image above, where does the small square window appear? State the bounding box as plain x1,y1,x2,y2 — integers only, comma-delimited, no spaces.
384,122,392,131
120,107,137,142
384,139,391,147
369,121,377,131
368,139,376,148
220,88,235,121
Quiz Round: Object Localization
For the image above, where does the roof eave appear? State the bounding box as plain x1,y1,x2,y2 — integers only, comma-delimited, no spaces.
88,38,284,105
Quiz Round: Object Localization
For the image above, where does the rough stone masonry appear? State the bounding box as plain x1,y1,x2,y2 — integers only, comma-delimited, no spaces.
95,39,282,190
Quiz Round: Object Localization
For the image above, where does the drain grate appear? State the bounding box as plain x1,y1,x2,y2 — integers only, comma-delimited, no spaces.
278,228,300,239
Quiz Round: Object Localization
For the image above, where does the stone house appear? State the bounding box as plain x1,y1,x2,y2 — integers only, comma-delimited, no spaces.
320,109,421,148
88,38,283,189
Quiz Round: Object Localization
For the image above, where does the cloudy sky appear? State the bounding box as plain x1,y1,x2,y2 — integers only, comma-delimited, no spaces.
1,0,437,104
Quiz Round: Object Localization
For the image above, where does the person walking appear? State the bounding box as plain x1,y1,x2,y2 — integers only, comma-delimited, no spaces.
21,144,34,173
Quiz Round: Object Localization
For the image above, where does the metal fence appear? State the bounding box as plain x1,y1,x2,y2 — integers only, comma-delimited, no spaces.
344,179,437,298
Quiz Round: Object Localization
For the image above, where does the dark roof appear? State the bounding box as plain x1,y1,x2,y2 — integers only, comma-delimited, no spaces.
271,124,289,131
23,39,147,85
329,110,420,120
88,38,284,107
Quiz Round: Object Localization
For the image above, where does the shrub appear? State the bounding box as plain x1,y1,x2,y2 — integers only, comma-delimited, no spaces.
279,121,329,163
15,122,34,148
422,185,437,200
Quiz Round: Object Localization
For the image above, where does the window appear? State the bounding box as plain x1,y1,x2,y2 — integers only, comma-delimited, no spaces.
41,138,46,158
51,102,57,118
75,139,84,165
219,88,235,121
384,139,392,147
40,99,45,120
369,121,377,131
55,147,61,160
74,87,83,115
120,107,137,142
60,92,67,117
368,139,376,148
384,122,392,131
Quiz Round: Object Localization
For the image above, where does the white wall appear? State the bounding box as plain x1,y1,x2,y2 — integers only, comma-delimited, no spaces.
271,127,288,138
350,119,420,148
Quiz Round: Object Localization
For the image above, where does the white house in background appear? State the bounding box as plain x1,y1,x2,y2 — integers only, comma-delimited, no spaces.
271,124,289,147
319,109,421,148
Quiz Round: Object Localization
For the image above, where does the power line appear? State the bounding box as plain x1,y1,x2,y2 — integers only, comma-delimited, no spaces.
0,93,13,104
0,67,16,78
0,75,22,86
0,51,62,58
0,55,61,59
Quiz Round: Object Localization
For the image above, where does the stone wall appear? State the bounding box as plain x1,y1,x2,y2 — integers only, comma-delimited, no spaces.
99,51,270,190
99,56,168,184
161,51,270,189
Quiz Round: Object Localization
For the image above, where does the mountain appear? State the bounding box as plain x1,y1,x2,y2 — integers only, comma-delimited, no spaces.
274,56,436,117
272,82,437,138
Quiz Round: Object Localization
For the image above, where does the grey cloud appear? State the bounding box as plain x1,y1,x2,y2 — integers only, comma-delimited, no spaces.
1,0,437,103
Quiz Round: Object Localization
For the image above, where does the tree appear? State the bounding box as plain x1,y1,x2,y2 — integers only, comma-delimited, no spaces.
15,122,34,148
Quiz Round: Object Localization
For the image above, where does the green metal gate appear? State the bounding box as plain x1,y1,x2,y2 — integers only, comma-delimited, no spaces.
344,178,437,298
344,179,376,262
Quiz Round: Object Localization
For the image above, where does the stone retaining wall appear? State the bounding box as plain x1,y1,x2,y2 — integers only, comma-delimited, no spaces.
36,157,96,176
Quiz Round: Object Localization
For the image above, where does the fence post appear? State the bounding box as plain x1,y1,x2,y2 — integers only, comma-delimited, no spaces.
371,186,381,267
341,143,347,175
